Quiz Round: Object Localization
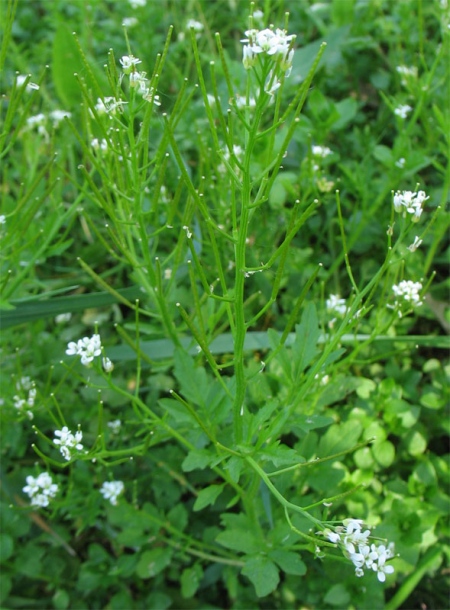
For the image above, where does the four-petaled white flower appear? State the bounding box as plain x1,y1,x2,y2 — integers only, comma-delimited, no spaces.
100,480,124,505
53,426,84,461
23,472,59,508
120,55,142,74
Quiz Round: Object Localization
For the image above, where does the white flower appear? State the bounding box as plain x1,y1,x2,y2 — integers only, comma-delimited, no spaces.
55,312,72,324
142,87,161,106
407,235,423,252
312,145,332,158
252,9,264,25
16,74,40,92
91,138,108,151
128,0,146,7
49,110,71,127
326,294,347,316
396,65,418,86
102,357,114,373
120,55,142,74
186,19,203,32
26,113,47,136
394,104,412,119
13,378,36,419
23,472,58,507
122,17,138,28
93,97,127,115
23,475,40,498
395,157,406,168
53,426,84,460
107,419,122,433
392,280,423,311
100,480,124,505
235,94,256,109
0,214,5,225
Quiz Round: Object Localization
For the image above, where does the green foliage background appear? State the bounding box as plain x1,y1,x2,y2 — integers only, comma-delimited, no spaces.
1,0,449,609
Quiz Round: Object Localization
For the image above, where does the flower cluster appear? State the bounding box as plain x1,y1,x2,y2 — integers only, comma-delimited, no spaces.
396,65,418,86
119,55,161,106
312,145,333,158
13,376,36,419
241,27,295,83
178,19,204,41
66,333,102,366
326,294,348,328
26,110,71,136
91,138,108,152
53,426,84,460
393,189,428,222
107,419,122,434
392,280,423,313
100,480,124,505
394,104,412,119
94,96,127,115
326,294,348,316
322,519,395,582
23,472,58,508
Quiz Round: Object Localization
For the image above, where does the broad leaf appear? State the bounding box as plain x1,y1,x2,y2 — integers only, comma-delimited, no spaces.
242,555,280,597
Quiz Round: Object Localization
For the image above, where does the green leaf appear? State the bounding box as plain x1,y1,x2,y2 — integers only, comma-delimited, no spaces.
259,443,304,468
182,449,214,472
0,534,13,562
324,583,351,606
224,456,244,483
406,431,427,456
292,302,320,377
373,145,393,167
291,413,334,434
333,98,358,130
268,550,306,576
318,419,363,456
216,514,261,554
242,555,280,597
135,548,172,579
181,564,203,598
0,286,142,329
193,484,225,511
52,589,70,610
51,24,106,109
174,349,209,408
216,529,260,554
372,440,395,467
